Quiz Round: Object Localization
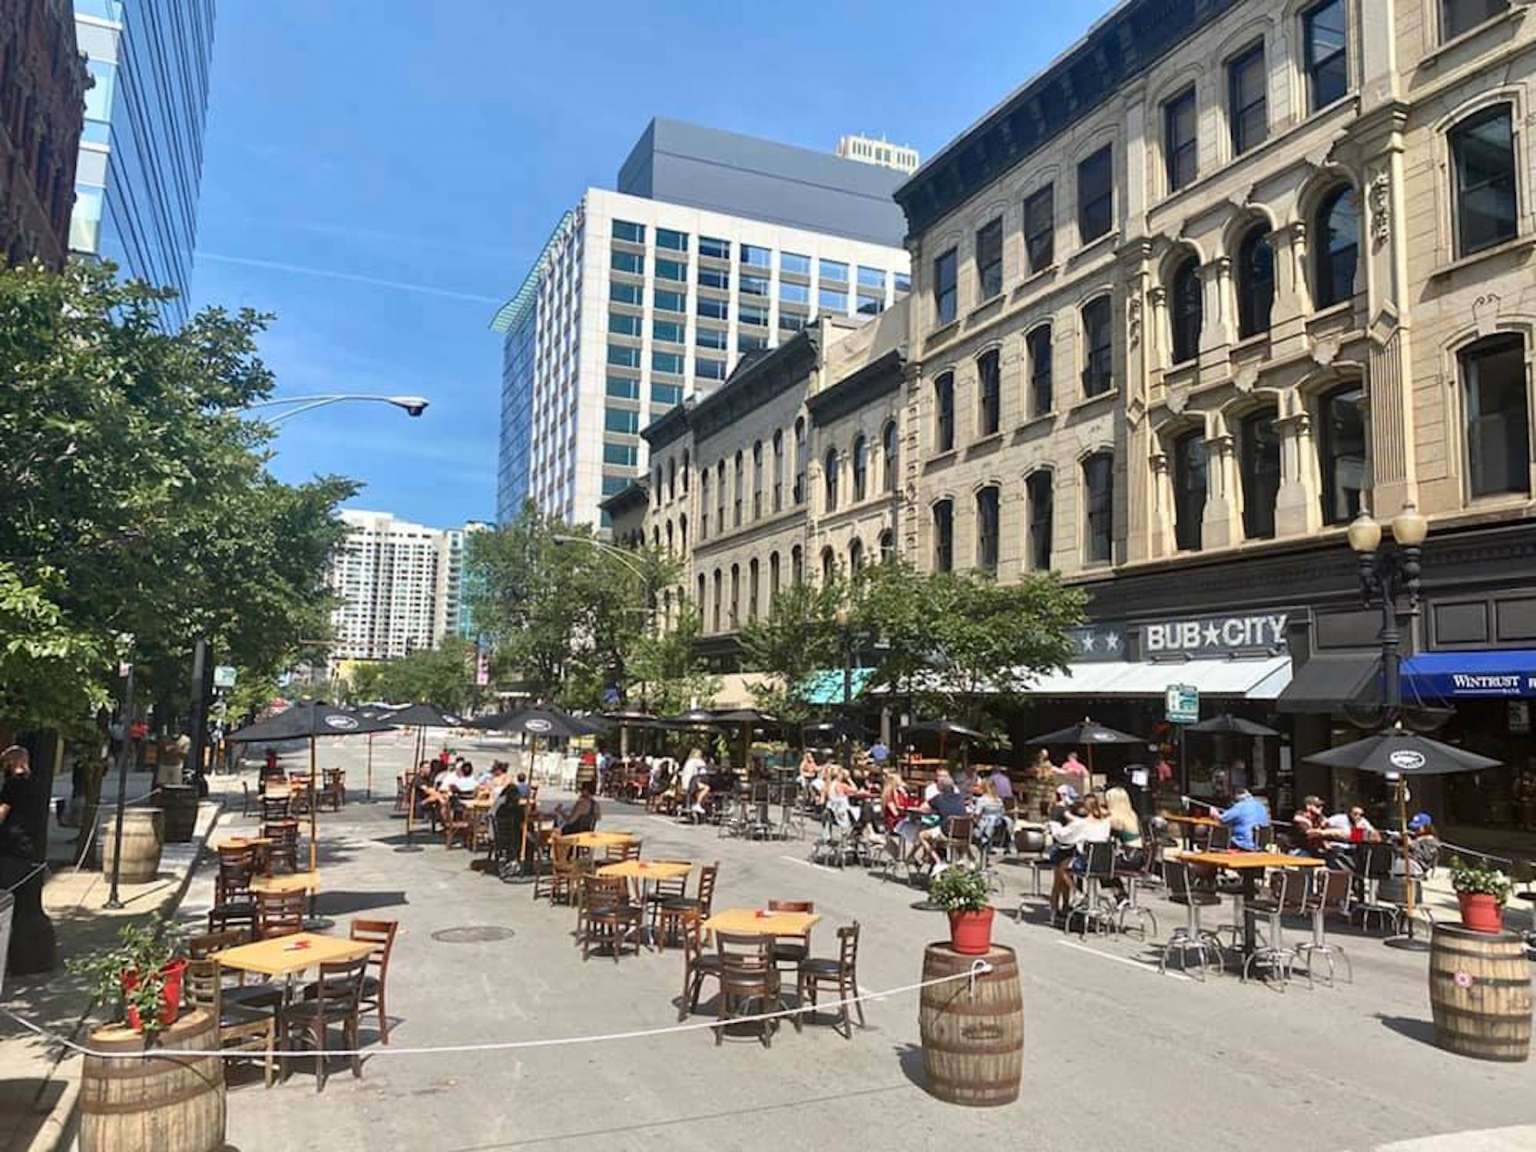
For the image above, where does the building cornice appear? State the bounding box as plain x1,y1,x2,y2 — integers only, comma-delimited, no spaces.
806,348,904,425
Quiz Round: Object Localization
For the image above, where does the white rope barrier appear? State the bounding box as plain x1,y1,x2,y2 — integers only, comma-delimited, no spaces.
0,959,994,1061
4,785,168,893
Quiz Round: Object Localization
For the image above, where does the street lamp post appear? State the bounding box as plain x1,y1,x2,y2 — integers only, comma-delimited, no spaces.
244,394,430,425
1346,502,1429,720
834,605,855,772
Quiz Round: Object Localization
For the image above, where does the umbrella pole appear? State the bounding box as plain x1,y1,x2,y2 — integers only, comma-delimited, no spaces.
406,727,419,841
1400,778,1414,932
308,736,318,874
366,732,374,801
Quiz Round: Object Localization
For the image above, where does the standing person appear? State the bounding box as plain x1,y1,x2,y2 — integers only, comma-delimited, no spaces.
0,746,38,865
986,765,1014,804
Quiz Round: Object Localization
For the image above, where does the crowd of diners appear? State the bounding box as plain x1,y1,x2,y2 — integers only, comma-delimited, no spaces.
410,752,604,839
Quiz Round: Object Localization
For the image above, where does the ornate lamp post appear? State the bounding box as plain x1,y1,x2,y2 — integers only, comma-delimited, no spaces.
1346,501,1429,719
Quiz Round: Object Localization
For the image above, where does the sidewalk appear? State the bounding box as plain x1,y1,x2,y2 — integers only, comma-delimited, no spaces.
0,797,222,1152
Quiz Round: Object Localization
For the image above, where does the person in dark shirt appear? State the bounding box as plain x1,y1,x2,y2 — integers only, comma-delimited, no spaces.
0,746,37,861
916,773,970,873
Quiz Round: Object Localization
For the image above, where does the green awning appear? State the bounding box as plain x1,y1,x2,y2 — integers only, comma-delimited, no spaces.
801,668,875,706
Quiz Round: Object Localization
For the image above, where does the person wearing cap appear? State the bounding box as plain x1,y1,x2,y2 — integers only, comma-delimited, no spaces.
1396,813,1439,876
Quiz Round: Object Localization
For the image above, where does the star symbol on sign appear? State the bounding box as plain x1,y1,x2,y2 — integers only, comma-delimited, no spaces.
1203,623,1221,646
1081,632,1097,652
1105,632,1121,652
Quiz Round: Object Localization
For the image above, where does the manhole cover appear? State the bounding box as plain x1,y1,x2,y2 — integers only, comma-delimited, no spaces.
431,926,515,944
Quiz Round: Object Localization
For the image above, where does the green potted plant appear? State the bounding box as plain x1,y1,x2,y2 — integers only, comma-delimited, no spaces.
66,915,187,1036
1449,860,1511,934
929,865,995,954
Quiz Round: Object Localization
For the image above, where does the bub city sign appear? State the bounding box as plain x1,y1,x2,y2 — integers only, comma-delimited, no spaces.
1144,612,1289,658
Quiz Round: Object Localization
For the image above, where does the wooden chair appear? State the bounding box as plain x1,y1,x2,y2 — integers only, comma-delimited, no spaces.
185,956,276,1087
263,821,299,873
393,774,410,814
323,768,346,810
191,928,283,1011
766,899,814,970
602,840,642,864
645,862,693,949
350,919,398,1044
215,845,256,907
533,835,585,905
256,889,306,939
677,914,721,1021
657,862,719,949
259,796,290,824
796,922,863,1038
279,957,368,1092
577,874,641,963
240,781,256,818
207,903,258,942
442,797,476,850
714,932,797,1048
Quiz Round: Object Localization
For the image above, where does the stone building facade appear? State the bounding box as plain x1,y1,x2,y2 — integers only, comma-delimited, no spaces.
0,0,85,269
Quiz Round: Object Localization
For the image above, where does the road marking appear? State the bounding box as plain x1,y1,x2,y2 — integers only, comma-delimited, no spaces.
1369,1127,1536,1152
1055,937,1192,981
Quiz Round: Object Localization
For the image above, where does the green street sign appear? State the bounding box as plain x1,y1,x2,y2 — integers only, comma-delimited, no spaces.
1165,683,1199,724
213,665,238,689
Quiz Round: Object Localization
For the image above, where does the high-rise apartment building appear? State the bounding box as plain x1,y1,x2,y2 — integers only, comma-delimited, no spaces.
835,134,920,174
327,511,478,662
493,120,912,528
70,0,216,328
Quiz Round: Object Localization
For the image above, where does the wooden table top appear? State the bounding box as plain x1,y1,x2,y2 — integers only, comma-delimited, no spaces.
214,932,373,978
563,831,636,849
214,836,271,850
1181,851,1324,870
250,869,322,894
261,786,292,801
1161,813,1223,827
703,907,821,937
597,860,691,880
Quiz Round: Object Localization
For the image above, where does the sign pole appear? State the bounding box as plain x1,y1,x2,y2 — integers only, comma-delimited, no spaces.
104,663,134,911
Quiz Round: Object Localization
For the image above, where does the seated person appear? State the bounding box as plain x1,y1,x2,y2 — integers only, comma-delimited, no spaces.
1208,788,1270,850
446,762,479,795
556,780,600,835
1048,796,1110,919
916,772,969,871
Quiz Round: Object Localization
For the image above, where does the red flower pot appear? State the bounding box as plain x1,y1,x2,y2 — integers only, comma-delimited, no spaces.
947,907,995,955
121,959,186,1031
1457,892,1505,934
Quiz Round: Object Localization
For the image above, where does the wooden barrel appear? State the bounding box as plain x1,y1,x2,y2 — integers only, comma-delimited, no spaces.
159,785,197,844
99,809,162,884
918,941,1023,1106
1429,923,1532,1062
79,1008,226,1152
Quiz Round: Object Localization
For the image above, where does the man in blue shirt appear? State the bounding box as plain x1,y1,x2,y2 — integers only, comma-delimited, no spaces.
1212,788,1270,850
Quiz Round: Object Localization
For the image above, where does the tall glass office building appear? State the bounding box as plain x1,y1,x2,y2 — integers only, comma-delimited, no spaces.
70,0,217,329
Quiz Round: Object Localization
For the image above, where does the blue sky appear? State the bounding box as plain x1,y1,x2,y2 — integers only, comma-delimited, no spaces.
191,0,1114,528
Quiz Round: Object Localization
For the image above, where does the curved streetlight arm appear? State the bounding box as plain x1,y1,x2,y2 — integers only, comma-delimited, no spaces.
243,394,430,425
551,533,651,583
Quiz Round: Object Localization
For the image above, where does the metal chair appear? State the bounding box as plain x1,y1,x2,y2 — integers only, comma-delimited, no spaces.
1353,845,1400,935
1241,868,1301,989
1158,859,1225,980
1112,849,1158,940
1297,868,1353,987
1064,842,1118,937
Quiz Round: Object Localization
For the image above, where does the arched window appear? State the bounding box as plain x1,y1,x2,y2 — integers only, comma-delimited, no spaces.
748,558,760,622
1172,431,1207,551
933,499,955,572
711,569,723,632
977,349,1001,437
849,537,864,576
768,551,780,601
1170,255,1203,364
1313,185,1359,309
790,545,804,585
772,430,785,512
824,448,840,511
733,451,744,527
852,435,868,501
1026,471,1053,571
1236,224,1274,338
821,546,837,587
652,525,659,549
879,529,895,563
1461,333,1530,498
1451,104,1518,258
665,520,674,554
793,417,808,504
1083,452,1114,564
678,514,687,552
682,450,690,493
1239,407,1281,540
654,466,663,505
1028,325,1053,417
751,440,763,520
1318,383,1367,525
729,564,740,628
935,373,955,452
667,458,676,501
716,460,726,529
1081,296,1113,396
697,573,706,617
882,421,899,493
976,485,1000,572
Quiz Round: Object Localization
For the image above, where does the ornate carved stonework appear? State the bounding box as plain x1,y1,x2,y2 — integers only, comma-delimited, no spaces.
1473,293,1503,337
1368,168,1391,245
1127,295,1143,347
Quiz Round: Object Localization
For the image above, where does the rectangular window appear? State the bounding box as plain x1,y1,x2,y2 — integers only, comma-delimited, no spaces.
780,312,807,332
858,266,886,290
1164,87,1198,193
606,375,640,400
613,220,645,243
895,272,912,294
608,312,641,337
976,218,1004,299
1304,0,1348,112
818,288,849,312
696,327,728,350
698,297,729,320
780,252,811,277
698,267,730,291
1462,334,1531,498
779,281,810,305
652,350,685,375
603,442,638,467
738,333,767,353
656,227,688,252
1078,146,1114,242
601,475,630,498
652,319,684,344
934,248,958,326
978,349,1001,437
740,275,770,297
696,357,727,381
611,250,644,275
1081,297,1113,397
741,244,771,269
1024,185,1054,273
652,382,684,407
655,258,687,283
1027,472,1053,571
739,304,768,328
610,281,643,305
699,236,730,260
1442,0,1508,40
819,259,849,284
1228,43,1267,156
857,295,884,316
933,500,954,572
976,487,1000,573
1028,326,1053,416
607,344,641,369
654,288,686,313
935,374,955,453
1083,454,1114,565
1451,105,1518,258
604,407,640,435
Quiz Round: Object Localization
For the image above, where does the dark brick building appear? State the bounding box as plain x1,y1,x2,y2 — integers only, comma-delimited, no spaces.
1,0,86,269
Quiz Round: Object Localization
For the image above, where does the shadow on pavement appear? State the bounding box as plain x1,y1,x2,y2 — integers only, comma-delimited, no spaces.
319,890,408,916
895,1042,926,1090
1376,1013,1439,1048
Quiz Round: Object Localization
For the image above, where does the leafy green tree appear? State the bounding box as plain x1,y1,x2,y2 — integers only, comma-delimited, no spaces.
626,603,720,715
738,577,846,728
344,637,481,713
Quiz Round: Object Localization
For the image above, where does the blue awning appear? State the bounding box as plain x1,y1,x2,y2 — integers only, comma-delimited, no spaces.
801,668,876,706
1401,650,1536,699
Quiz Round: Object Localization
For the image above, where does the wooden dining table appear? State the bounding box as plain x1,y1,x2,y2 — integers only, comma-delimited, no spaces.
1180,851,1324,955
564,831,636,850
703,907,821,939
251,869,321,896
598,860,693,948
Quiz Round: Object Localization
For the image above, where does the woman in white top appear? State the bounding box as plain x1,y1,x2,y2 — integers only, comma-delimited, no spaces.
1047,795,1112,919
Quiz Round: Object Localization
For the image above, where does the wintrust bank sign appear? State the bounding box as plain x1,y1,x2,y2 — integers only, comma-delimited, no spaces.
1143,613,1290,658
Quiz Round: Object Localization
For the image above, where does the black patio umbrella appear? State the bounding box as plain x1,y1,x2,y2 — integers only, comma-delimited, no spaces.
1027,717,1148,782
903,719,986,741
1306,724,1502,925
468,707,591,740
712,708,779,774
227,701,396,873
1185,713,1279,737
600,709,658,757
387,703,468,836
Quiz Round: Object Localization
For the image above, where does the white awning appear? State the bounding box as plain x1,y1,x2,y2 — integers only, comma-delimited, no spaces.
1023,655,1292,700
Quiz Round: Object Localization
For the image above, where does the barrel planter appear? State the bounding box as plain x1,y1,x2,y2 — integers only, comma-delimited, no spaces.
918,942,1023,1106
1429,923,1531,1063
159,785,197,844
79,1008,226,1152
99,809,162,884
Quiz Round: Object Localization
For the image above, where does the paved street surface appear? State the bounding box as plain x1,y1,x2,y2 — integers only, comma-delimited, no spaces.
197,736,1536,1152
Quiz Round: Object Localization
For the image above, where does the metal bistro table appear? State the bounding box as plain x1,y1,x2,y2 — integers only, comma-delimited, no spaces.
1181,851,1323,958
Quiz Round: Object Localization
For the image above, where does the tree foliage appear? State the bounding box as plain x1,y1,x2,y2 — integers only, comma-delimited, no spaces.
625,603,720,716
344,637,482,713
738,577,847,728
